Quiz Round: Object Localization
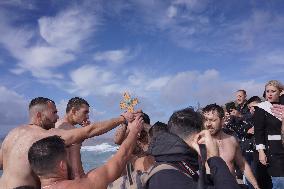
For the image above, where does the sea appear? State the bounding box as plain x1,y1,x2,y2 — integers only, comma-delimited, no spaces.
0,137,117,176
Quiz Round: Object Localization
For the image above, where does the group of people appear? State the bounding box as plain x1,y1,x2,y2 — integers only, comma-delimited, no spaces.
0,79,283,189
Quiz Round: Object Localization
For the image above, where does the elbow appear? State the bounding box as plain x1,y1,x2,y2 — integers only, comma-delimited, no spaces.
114,137,123,145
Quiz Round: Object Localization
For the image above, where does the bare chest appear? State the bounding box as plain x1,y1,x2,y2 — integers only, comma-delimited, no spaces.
216,139,236,163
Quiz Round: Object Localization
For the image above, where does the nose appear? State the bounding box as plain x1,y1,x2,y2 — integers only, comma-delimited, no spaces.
205,121,211,128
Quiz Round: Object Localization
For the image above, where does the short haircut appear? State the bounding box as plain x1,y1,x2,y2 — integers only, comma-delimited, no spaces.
142,112,150,124
149,121,168,138
202,104,224,119
168,107,203,140
66,97,89,113
225,101,237,112
29,97,55,110
237,89,247,96
246,96,261,105
13,186,35,189
28,136,66,177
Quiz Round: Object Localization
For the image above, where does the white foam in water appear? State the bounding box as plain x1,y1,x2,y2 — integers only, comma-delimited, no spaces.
81,143,118,153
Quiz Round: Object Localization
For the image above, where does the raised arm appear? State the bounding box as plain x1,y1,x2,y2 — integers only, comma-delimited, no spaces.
114,123,129,145
87,116,143,188
55,112,137,146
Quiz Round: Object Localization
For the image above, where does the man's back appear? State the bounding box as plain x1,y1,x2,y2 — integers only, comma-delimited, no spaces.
0,125,47,188
0,125,67,189
55,119,85,179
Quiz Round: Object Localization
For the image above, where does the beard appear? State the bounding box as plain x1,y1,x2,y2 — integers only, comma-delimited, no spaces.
207,127,221,136
42,117,56,130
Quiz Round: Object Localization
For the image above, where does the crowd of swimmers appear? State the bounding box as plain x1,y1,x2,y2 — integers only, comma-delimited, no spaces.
0,79,284,189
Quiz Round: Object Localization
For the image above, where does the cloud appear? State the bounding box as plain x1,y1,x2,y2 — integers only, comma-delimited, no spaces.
38,7,98,51
112,1,284,54
0,86,28,134
160,69,264,107
167,6,177,18
94,48,134,65
0,5,99,79
68,65,121,96
245,50,284,78
0,0,37,10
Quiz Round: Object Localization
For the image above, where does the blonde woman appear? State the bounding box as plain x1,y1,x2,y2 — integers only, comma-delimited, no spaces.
254,80,284,189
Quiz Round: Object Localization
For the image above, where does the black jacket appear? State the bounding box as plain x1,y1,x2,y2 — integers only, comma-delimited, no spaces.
254,104,284,176
147,131,240,189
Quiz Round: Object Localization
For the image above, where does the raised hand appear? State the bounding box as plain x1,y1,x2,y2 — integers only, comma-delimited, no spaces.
192,130,219,159
81,119,91,127
121,109,143,123
128,115,144,135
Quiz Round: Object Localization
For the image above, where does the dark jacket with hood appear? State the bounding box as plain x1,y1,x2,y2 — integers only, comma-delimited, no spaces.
147,131,240,189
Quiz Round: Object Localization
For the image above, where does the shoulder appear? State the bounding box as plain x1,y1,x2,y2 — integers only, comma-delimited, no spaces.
55,120,75,130
2,125,28,143
224,133,239,146
54,179,92,189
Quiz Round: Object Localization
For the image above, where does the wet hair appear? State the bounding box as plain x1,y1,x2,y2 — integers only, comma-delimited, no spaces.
13,186,35,189
237,89,247,96
202,104,224,119
66,97,89,113
168,107,203,140
246,96,261,105
28,136,66,177
142,112,150,124
29,97,55,110
149,121,168,138
225,101,237,112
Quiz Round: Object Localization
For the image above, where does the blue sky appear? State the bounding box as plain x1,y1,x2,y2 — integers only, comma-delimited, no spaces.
0,0,283,136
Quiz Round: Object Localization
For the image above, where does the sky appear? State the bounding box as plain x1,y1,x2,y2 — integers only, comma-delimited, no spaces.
0,0,283,136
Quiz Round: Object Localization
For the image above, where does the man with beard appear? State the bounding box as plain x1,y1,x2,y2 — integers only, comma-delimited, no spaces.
0,97,136,189
202,104,259,189
147,107,240,189
235,90,249,117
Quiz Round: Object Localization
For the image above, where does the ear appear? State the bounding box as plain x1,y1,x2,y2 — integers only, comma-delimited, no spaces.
71,107,77,115
36,111,42,119
221,117,225,126
60,160,67,169
58,160,68,176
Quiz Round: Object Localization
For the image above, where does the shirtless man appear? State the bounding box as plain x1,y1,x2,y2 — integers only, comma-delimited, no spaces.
202,104,259,189
28,115,144,189
55,97,92,179
0,97,136,189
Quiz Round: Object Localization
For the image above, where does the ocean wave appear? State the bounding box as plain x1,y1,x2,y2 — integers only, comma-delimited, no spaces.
81,143,118,153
